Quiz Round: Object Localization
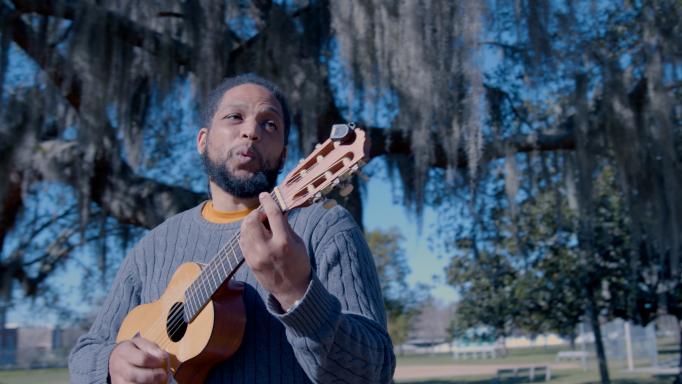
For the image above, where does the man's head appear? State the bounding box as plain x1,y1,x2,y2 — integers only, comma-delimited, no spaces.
200,75,291,145
197,75,291,199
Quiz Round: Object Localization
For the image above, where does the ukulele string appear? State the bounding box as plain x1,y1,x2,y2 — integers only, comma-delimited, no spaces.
155,233,246,350
150,159,346,349
144,234,244,349
141,158,342,349
138,157,353,349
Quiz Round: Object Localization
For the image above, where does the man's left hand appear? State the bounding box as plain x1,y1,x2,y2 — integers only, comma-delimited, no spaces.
240,192,311,311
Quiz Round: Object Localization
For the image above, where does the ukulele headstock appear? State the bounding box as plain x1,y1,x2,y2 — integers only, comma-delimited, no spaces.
277,125,371,211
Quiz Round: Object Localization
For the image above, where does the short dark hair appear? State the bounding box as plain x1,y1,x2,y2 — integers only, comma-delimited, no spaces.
200,75,292,145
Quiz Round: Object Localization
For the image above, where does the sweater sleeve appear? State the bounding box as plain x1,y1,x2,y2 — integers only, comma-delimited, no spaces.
68,248,143,384
266,226,396,383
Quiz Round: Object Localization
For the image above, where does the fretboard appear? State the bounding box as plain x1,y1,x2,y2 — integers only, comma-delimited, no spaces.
183,190,283,322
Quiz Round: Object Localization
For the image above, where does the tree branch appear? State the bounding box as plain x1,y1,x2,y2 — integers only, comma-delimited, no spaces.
3,4,205,229
368,128,576,169
667,80,682,90
5,0,577,233
6,6,82,109
10,0,194,71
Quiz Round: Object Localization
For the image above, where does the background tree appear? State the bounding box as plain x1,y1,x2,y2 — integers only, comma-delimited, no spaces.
365,227,428,354
445,242,522,358
408,299,455,356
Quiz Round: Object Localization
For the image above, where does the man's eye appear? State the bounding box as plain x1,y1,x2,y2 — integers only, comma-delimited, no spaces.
226,114,241,120
265,122,278,130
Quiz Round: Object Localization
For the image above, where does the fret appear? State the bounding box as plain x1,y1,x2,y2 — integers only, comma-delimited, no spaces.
193,285,202,306
219,250,229,277
212,262,223,286
224,248,233,269
185,291,196,319
236,238,244,262
208,265,219,290
185,290,199,320
229,241,240,265
210,265,219,291
211,260,222,283
185,229,253,322
198,274,210,300
184,287,194,312
192,285,203,310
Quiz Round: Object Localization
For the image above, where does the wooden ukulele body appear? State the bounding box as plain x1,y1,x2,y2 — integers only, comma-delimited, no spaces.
116,262,246,384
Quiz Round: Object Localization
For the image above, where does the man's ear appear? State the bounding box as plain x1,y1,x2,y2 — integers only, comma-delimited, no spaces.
197,128,209,154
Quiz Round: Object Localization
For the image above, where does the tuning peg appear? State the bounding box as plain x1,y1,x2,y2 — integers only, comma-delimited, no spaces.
357,171,370,182
348,164,370,182
339,183,354,197
315,143,322,149
299,158,305,163
323,198,337,209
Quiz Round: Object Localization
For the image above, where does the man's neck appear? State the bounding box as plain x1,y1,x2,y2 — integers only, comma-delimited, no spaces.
209,181,260,212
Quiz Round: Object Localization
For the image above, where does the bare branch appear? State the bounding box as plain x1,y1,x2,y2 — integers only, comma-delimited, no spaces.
9,0,194,70
5,6,82,110
667,80,682,90
368,128,576,169
480,41,524,52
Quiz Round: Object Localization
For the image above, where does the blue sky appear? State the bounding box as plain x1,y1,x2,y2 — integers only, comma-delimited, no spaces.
362,164,459,303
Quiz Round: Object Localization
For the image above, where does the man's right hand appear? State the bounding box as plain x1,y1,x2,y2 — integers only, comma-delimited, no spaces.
109,338,168,384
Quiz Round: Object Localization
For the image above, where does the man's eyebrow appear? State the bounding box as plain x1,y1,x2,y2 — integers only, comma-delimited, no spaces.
261,105,283,119
221,103,248,110
219,104,282,119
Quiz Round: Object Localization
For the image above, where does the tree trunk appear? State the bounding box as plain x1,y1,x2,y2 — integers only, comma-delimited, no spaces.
570,332,576,351
500,336,508,358
587,293,611,384
675,315,682,368
675,315,682,384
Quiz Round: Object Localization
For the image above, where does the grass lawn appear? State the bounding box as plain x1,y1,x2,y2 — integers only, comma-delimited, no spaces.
396,370,677,384
0,342,679,384
397,345,567,366
0,368,69,384
395,343,679,384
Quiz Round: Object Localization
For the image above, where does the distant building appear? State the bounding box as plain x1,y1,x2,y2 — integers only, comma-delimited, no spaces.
0,325,86,367
0,328,18,364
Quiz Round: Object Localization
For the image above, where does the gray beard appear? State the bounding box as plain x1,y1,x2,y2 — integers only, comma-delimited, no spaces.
201,144,284,199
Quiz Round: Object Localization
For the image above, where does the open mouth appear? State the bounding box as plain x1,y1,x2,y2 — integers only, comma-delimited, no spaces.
235,146,258,164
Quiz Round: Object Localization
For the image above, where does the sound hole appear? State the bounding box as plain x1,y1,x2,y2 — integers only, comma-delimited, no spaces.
166,302,188,342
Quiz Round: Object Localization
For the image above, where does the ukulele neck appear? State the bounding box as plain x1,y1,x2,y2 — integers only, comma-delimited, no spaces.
183,189,286,322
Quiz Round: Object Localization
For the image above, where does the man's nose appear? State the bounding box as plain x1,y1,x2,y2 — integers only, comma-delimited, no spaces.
240,119,261,142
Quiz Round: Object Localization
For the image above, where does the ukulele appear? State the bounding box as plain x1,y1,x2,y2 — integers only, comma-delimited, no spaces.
116,124,372,384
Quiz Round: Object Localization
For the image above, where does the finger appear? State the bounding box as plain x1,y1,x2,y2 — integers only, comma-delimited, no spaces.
130,338,166,367
125,365,167,384
113,341,160,369
258,192,288,237
242,209,270,242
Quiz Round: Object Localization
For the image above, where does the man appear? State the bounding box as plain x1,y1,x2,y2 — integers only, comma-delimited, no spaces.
69,75,396,384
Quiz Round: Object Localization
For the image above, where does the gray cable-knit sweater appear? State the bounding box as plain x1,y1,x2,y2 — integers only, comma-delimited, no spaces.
68,202,396,383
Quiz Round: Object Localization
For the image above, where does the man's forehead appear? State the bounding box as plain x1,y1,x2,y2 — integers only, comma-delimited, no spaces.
217,84,283,115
